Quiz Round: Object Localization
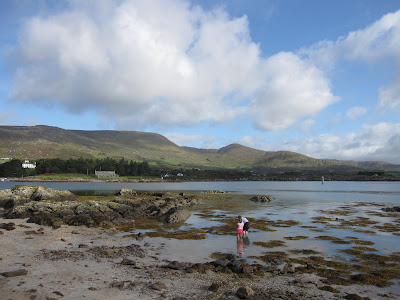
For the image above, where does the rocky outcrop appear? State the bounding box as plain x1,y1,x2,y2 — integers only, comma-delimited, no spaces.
0,186,76,210
2,187,200,228
158,208,191,224
250,195,274,202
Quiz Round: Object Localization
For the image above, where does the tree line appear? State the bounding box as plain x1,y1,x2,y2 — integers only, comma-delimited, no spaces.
0,158,155,177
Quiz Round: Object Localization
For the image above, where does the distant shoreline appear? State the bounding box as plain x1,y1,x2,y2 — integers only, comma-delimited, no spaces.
6,177,400,183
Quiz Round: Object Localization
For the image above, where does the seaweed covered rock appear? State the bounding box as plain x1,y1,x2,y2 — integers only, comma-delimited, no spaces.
0,186,75,210
250,195,274,202
30,186,75,201
115,188,137,198
2,186,201,227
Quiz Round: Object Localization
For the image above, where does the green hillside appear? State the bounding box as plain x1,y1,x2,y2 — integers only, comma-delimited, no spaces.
1,125,399,172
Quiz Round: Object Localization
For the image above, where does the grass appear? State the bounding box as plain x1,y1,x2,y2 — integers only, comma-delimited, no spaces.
21,173,161,181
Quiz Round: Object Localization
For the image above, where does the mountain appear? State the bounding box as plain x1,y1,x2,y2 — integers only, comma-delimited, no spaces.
1,125,399,172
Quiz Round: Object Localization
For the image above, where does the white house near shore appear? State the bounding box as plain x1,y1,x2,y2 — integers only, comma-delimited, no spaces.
22,160,36,169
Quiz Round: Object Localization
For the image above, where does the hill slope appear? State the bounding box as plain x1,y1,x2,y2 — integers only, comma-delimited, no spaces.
1,125,399,171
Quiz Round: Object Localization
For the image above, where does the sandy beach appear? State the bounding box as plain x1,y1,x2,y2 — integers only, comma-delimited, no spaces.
2,217,399,300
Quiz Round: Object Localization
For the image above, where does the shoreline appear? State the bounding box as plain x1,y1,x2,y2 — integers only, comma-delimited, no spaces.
5,177,400,183
2,217,397,300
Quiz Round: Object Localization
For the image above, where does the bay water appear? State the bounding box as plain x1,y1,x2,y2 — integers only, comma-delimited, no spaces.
1,181,399,264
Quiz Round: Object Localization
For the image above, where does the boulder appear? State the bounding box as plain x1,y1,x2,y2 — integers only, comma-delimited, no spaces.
30,186,75,201
236,286,254,299
115,188,137,198
382,206,400,212
159,207,191,224
10,186,38,198
1,269,28,277
250,195,274,202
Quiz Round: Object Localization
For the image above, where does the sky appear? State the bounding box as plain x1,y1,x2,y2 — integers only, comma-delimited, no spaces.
1,0,400,164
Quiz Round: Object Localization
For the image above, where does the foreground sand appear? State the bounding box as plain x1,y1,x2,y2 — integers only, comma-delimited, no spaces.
1,218,399,300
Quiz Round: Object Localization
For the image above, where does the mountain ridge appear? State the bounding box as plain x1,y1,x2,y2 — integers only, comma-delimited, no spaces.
1,125,399,172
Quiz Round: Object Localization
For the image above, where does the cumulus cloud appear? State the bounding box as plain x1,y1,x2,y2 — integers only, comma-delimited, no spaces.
238,135,267,149
164,132,216,148
6,0,340,132
7,0,265,127
302,10,400,110
250,52,338,131
302,10,400,68
346,106,367,120
274,122,400,164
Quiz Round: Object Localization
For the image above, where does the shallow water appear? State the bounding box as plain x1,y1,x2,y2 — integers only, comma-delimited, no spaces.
2,181,400,264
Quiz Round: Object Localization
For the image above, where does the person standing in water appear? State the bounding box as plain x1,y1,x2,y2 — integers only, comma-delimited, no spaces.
242,216,250,236
237,216,244,240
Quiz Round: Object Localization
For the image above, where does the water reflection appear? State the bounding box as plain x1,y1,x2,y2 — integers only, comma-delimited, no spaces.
237,237,251,257
237,239,244,256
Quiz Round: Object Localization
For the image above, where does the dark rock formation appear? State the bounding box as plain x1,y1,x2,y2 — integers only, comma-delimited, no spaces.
250,195,274,202
158,207,191,223
382,206,400,212
2,187,200,228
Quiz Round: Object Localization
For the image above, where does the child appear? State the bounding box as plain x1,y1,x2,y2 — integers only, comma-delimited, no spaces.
237,216,244,240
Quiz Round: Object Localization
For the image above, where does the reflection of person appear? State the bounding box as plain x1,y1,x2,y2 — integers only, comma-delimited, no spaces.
237,216,244,240
237,240,244,256
242,216,250,236
243,236,250,246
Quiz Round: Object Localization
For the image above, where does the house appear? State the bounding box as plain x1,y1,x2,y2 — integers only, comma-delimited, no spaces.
95,170,119,178
22,160,36,169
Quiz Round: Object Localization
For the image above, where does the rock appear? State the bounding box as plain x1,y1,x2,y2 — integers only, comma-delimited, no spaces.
150,281,167,291
236,286,255,299
167,261,187,270
1,269,28,277
10,186,38,198
0,222,16,231
115,188,137,198
79,244,89,248
212,259,230,267
208,282,220,292
203,190,227,194
250,195,274,202
31,186,75,201
159,207,191,224
120,258,136,266
382,206,400,212
2,186,199,228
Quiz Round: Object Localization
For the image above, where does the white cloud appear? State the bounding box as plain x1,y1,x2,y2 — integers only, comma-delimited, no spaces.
302,10,400,112
346,106,367,120
272,122,400,164
299,118,316,134
7,0,265,128
250,52,338,131
164,132,216,148
302,10,400,68
238,135,267,149
6,0,340,132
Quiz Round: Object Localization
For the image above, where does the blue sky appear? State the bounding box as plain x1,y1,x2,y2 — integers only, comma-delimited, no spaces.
1,0,400,164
